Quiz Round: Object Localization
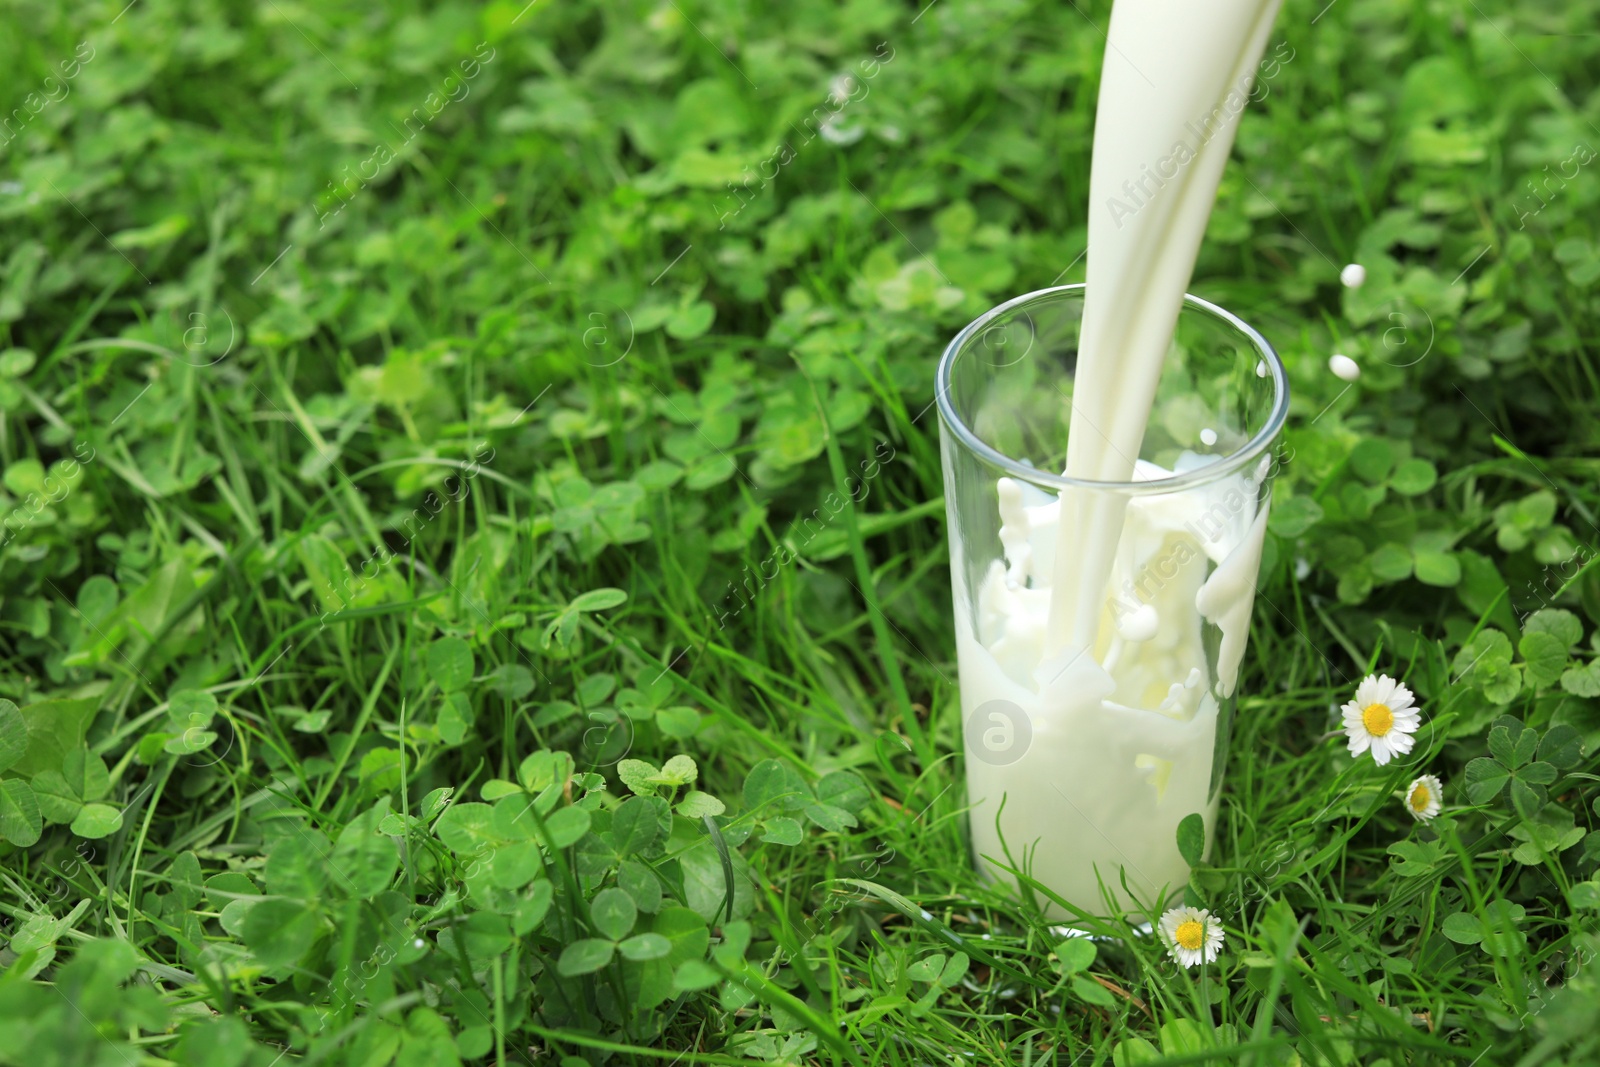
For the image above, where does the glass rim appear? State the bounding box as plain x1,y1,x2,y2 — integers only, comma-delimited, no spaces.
935,283,1290,496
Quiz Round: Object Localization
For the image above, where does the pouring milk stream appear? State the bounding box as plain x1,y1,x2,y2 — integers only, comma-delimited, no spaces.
961,0,1284,915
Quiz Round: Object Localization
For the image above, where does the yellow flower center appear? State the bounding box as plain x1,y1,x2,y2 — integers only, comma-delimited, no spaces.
1174,919,1206,951
1362,703,1394,736
1409,784,1431,811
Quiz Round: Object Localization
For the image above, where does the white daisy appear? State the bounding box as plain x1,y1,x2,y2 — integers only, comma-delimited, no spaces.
1158,906,1224,968
1403,774,1443,823
1340,674,1422,765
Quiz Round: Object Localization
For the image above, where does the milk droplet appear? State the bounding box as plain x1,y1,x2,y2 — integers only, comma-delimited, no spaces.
1255,361,1267,378
819,116,866,146
413,938,425,948
1340,263,1366,288
1117,603,1160,642
1294,557,1311,580
1329,353,1360,381
1199,427,1218,447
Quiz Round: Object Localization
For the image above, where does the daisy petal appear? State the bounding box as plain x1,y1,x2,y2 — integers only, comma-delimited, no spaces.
1354,677,1380,706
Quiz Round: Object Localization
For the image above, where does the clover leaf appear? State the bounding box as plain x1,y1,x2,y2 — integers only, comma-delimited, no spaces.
1464,717,1566,816
1452,630,1521,704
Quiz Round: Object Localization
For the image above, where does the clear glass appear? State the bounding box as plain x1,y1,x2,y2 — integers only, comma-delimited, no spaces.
937,284,1288,920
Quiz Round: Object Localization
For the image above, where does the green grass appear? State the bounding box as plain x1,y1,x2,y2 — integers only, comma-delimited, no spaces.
1,0,1599,1064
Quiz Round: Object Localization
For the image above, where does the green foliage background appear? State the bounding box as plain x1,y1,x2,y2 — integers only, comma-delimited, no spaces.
1,0,1599,1064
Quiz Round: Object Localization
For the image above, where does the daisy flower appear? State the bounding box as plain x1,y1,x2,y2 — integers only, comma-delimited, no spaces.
1404,774,1443,823
1341,674,1421,766
1158,906,1224,968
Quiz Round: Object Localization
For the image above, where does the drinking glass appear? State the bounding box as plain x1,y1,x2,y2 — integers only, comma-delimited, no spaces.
936,284,1288,919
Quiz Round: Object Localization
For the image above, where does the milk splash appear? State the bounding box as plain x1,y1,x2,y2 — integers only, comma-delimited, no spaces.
961,454,1272,914
961,0,1283,916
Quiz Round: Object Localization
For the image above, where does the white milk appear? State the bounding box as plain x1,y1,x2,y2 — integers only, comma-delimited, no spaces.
961,458,1270,913
961,0,1282,915
1050,0,1283,652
